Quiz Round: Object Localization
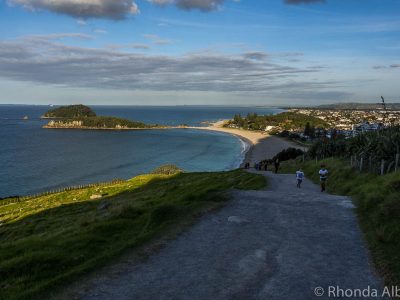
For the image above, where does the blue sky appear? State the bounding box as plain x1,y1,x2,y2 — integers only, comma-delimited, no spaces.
0,0,399,105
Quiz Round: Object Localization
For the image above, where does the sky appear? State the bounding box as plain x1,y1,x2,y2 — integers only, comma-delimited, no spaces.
0,0,399,106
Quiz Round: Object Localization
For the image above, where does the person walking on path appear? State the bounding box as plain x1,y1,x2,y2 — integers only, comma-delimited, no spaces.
319,164,329,192
274,158,280,174
296,168,304,188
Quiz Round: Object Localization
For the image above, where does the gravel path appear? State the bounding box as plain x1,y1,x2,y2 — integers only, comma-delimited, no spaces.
68,172,384,300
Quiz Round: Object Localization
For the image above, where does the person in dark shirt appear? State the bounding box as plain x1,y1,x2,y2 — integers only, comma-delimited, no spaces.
274,159,280,173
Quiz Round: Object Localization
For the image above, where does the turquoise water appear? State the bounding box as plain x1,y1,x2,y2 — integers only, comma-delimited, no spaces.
0,105,281,197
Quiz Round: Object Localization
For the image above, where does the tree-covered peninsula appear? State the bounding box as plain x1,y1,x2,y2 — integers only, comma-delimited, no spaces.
42,105,161,130
44,116,160,130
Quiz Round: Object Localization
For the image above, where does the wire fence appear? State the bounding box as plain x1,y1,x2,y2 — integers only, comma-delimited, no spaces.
349,153,399,175
0,179,124,206
313,153,400,176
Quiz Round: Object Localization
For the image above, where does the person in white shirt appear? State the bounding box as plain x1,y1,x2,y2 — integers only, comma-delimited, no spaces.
296,168,304,188
319,165,329,192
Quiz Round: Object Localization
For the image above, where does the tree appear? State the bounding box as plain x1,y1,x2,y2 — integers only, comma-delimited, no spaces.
304,122,311,136
331,129,338,139
233,114,245,127
310,125,316,139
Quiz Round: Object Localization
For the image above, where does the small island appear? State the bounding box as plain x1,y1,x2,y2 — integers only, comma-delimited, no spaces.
42,104,97,118
42,105,162,130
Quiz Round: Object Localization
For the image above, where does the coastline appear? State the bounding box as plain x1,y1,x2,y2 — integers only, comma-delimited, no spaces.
190,120,304,167
42,125,182,130
42,119,304,169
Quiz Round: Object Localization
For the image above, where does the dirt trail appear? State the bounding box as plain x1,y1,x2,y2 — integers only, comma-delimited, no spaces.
65,172,384,300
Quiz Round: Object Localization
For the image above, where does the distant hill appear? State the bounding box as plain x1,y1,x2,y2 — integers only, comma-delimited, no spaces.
316,102,400,110
42,104,96,118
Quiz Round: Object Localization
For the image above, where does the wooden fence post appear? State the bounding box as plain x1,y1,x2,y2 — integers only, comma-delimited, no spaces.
359,157,364,173
381,160,385,176
369,156,372,172
387,161,394,174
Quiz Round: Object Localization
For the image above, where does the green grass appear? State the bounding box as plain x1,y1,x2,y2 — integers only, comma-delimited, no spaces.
0,170,266,300
280,157,400,287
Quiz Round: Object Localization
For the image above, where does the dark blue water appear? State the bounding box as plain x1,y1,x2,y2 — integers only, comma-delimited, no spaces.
0,105,281,197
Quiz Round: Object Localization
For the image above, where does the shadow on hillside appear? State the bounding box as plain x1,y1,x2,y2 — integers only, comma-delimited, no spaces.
0,172,218,299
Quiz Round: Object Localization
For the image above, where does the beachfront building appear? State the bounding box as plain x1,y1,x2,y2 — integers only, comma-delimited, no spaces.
352,122,384,136
265,125,277,132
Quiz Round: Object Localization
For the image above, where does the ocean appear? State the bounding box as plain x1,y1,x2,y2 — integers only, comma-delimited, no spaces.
0,105,282,197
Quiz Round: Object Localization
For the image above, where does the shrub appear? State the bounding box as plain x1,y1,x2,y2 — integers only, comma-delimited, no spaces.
151,165,183,175
273,147,304,162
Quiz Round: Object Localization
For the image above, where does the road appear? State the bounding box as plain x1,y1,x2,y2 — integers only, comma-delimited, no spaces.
65,172,384,300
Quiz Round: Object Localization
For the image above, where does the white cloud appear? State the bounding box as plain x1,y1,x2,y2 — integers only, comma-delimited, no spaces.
22,32,95,40
143,34,172,45
93,29,108,34
0,37,327,94
9,0,139,20
149,0,224,11
130,44,150,49
76,19,87,25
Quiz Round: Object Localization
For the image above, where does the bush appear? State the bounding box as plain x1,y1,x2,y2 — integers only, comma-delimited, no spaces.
151,165,183,175
273,148,304,162
309,126,400,164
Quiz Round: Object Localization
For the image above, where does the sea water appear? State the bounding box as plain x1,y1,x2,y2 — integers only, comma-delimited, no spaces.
0,105,281,197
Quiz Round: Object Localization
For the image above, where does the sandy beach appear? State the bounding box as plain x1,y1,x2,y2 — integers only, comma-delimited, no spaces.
194,120,305,167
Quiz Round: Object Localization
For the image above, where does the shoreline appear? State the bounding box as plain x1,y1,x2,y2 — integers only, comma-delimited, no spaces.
3,120,302,198
42,125,183,130
43,120,304,169
190,120,304,167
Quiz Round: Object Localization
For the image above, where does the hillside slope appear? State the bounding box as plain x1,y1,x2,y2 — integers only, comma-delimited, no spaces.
0,170,265,300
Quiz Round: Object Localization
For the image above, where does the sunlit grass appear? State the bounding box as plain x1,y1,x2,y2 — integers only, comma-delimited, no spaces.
0,169,266,300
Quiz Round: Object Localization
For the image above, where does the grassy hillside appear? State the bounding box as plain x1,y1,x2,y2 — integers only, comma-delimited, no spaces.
0,169,266,300
280,158,400,287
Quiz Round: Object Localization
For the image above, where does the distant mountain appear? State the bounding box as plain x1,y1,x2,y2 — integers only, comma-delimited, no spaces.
316,102,400,110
